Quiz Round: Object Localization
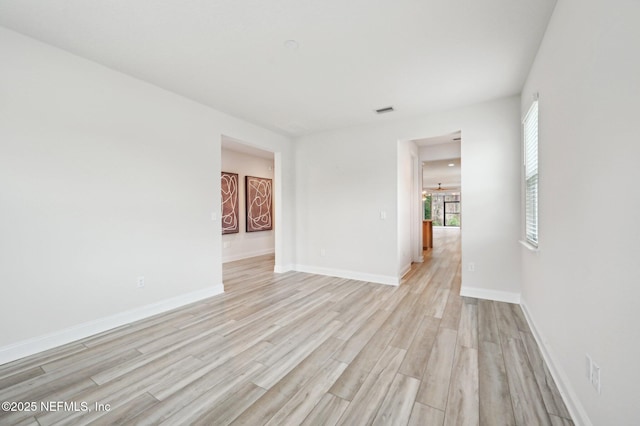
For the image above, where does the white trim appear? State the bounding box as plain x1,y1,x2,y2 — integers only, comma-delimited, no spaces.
520,300,592,426
294,264,399,286
459,286,521,303
0,284,224,366
414,255,425,263
222,248,275,263
399,263,412,279
273,263,294,273
519,239,539,252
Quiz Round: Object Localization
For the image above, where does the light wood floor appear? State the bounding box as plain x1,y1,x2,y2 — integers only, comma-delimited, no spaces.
0,229,573,425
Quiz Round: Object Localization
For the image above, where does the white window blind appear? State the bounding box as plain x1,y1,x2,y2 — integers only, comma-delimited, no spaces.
523,101,539,246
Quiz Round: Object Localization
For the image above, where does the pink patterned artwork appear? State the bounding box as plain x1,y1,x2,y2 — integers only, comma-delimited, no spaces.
245,176,273,232
221,172,239,234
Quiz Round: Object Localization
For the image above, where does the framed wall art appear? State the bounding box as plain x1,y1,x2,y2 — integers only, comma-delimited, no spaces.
221,172,239,234
245,176,272,232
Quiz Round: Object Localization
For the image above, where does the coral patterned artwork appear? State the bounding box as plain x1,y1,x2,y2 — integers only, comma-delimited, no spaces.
221,172,239,234
245,176,273,232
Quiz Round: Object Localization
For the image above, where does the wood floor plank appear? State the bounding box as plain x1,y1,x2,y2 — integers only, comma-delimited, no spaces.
493,302,521,341
257,309,339,366
520,332,572,420
0,343,87,382
440,291,463,331
252,320,342,389
424,288,450,318
550,414,575,426
332,309,391,364
502,337,552,426
336,346,406,426
265,359,348,426
479,340,516,426
0,366,45,390
478,300,500,344
0,379,97,426
334,292,392,340
192,382,266,426
156,362,266,425
389,302,425,350
199,321,281,362
88,392,158,425
230,337,345,425
300,393,350,426
328,319,398,401
398,315,440,379
416,327,458,410
332,284,380,318
11,417,40,426
510,304,530,333
458,302,479,349
326,362,371,402
408,402,445,426
131,361,265,425
36,356,205,425
1,348,141,403
444,346,479,426
83,310,196,348
371,373,421,426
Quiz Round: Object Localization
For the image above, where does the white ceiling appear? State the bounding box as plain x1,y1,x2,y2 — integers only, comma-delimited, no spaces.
222,136,274,160
415,131,461,147
417,131,461,191
0,0,556,137
422,158,461,192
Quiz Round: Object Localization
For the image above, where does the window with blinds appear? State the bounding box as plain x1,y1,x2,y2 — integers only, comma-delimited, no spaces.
523,101,539,247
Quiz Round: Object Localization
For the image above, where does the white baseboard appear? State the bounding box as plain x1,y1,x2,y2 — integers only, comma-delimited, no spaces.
520,301,592,426
222,248,275,263
274,264,294,273
399,263,412,279
294,264,399,286
0,284,224,366
459,286,521,303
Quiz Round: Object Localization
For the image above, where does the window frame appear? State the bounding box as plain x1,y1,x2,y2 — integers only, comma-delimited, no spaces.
523,100,539,247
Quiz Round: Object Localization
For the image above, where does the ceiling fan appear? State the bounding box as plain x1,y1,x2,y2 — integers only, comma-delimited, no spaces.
426,183,456,192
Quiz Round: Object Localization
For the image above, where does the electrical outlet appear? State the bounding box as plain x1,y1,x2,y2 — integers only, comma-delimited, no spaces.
380,211,387,220
585,354,592,379
137,276,145,288
591,361,601,394
586,354,601,394
468,262,475,272
320,248,326,257
223,241,231,248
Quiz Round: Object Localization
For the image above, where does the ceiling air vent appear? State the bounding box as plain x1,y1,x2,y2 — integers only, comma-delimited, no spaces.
375,106,395,114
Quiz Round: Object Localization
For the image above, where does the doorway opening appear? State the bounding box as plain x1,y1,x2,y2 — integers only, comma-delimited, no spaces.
415,131,462,251
220,136,280,290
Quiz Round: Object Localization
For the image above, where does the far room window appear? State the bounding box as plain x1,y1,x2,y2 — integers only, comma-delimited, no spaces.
523,100,539,246
423,193,432,220
429,193,460,227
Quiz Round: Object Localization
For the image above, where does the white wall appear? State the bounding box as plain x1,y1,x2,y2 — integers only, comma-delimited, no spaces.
293,126,399,284
0,27,293,363
418,141,461,163
520,1,640,425
397,140,420,277
295,96,521,295
221,148,275,262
